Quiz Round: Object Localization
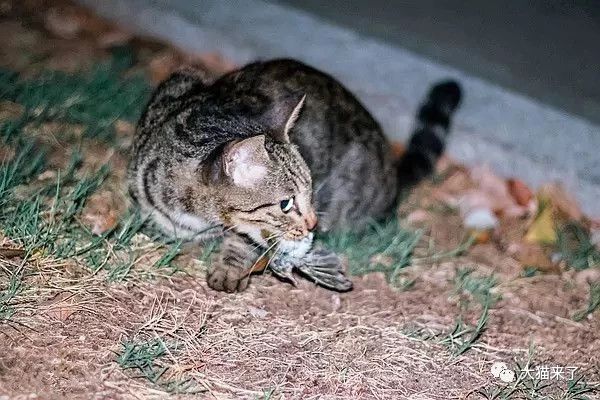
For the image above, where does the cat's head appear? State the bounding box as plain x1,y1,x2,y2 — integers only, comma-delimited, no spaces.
219,95,317,254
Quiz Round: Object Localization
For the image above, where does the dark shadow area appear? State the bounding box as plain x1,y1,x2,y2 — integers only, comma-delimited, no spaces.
274,0,600,124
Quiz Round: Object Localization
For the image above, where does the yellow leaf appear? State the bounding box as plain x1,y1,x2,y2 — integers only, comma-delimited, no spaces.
525,205,557,244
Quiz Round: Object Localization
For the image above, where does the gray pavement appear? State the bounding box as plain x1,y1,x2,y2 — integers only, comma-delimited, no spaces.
78,0,600,216
276,0,600,126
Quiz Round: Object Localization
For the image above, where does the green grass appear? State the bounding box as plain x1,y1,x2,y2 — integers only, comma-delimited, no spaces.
422,268,499,356
0,141,46,205
318,219,422,286
439,305,489,356
117,338,169,383
557,222,600,271
476,345,599,399
257,389,276,400
0,263,25,323
453,267,501,308
116,338,203,394
153,239,184,270
561,377,598,400
0,60,189,323
0,54,149,141
521,266,540,278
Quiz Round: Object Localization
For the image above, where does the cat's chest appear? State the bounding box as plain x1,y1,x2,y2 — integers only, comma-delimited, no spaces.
158,209,221,240
173,211,213,230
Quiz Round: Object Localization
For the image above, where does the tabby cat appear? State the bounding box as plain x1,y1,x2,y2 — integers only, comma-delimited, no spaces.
128,58,461,292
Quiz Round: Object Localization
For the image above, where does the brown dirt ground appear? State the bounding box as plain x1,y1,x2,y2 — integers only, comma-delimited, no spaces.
0,1,599,399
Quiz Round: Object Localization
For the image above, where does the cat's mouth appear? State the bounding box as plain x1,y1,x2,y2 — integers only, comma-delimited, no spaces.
246,227,314,258
260,228,310,242
283,232,307,241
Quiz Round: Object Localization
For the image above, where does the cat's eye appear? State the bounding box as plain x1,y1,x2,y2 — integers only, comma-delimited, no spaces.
280,197,295,213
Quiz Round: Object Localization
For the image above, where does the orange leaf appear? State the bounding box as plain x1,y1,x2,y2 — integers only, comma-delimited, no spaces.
44,292,77,321
511,242,558,273
248,256,270,274
469,229,492,244
389,141,406,160
507,178,533,206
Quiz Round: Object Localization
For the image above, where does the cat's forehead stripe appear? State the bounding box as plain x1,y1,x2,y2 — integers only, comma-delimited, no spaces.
269,145,308,188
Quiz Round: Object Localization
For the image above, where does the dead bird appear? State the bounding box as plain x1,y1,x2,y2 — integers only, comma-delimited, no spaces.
127,59,462,292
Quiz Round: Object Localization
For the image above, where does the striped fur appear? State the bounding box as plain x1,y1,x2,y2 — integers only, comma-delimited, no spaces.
127,59,462,292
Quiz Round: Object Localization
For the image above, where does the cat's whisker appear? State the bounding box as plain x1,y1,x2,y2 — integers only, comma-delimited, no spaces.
248,231,283,254
250,238,281,271
314,178,329,194
265,245,282,270
222,224,239,234
264,232,283,242
246,230,279,253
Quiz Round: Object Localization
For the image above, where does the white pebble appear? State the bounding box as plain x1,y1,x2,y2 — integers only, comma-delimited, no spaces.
464,208,499,230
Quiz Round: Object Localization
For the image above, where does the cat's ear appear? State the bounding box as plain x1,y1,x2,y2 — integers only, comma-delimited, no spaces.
223,135,270,188
265,93,306,143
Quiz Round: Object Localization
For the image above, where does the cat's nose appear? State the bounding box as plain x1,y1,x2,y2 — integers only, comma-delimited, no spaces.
305,211,318,232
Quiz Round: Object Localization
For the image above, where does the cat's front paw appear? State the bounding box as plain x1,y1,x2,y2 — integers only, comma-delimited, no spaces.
206,264,250,293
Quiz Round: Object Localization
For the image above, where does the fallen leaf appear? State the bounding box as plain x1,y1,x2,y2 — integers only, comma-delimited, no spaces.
468,229,492,244
437,166,472,195
507,178,533,206
44,8,81,39
148,51,179,84
508,242,558,273
97,30,132,48
94,212,118,236
435,154,455,174
195,52,237,74
458,191,492,216
389,141,406,160
538,183,582,222
471,166,513,211
467,166,528,218
247,255,270,275
524,204,557,245
81,191,122,235
44,292,77,321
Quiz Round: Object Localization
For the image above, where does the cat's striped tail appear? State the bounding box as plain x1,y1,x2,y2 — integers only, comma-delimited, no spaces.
396,80,462,187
